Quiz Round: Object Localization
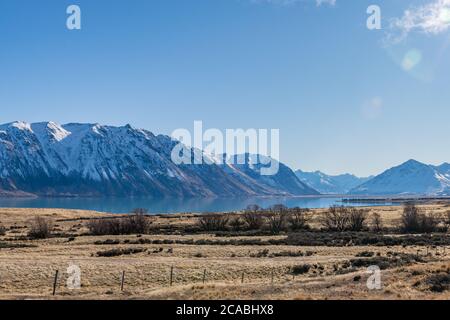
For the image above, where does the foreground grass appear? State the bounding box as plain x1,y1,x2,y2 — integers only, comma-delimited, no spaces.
0,205,449,300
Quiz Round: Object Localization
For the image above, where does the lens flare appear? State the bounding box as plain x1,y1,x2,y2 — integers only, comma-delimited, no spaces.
439,8,450,24
402,49,422,71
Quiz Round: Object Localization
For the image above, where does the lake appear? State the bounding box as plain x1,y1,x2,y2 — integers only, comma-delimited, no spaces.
0,196,393,214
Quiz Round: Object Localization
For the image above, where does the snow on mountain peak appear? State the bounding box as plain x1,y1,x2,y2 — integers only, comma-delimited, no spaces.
1,121,33,132
350,159,450,195
0,121,316,197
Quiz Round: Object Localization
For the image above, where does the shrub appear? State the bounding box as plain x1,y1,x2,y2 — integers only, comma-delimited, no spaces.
419,212,440,233
198,214,229,231
87,218,122,235
266,205,288,234
320,206,351,231
401,203,422,232
348,208,368,231
28,217,53,239
400,203,439,233
287,208,310,231
291,264,311,275
0,225,6,236
426,272,450,292
121,214,151,234
250,249,270,258
355,251,375,257
97,247,146,257
229,217,245,231
242,206,264,230
371,212,383,232
86,214,151,235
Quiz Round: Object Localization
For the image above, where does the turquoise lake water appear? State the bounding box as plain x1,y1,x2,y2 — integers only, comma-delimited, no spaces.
0,197,392,214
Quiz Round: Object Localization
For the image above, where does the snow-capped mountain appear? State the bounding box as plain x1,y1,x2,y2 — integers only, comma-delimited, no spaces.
222,154,319,196
349,159,450,196
295,170,372,194
0,121,317,197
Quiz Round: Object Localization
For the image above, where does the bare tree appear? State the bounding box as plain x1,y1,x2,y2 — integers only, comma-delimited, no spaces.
348,208,368,231
266,204,288,234
122,214,151,234
28,216,53,239
371,212,383,232
131,208,149,215
320,206,350,231
243,205,264,230
198,214,229,231
400,203,439,233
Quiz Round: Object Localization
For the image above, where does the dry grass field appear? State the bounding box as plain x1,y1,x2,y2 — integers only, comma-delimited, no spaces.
0,203,449,300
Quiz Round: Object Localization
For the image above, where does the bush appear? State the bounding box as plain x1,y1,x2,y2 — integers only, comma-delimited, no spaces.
320,206,351,231
371,212,383,232
198,214,229,231
291,264,311,275
86,214,151,235
419,212,440,233
97,247,146,257
242,206,264,230
229,217,245,231
401,203,439,233
28,217,53,239
121,214,151,234
426,272,450,292
87,218,122,235
348,208,368,231
266,205,288,234
0,225,6,236
287,208,310,231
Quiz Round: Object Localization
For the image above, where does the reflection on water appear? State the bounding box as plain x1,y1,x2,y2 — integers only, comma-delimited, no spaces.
0,197,391,214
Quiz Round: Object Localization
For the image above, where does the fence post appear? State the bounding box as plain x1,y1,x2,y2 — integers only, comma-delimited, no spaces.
121,271,125,291
271,268,274,285
170,266,174,286
202,269,207,284
52,270,59,296
241,271,245,284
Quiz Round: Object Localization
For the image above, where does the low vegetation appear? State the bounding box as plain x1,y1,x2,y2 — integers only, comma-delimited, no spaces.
425,272,450,292
86,214,151,235
400,203,443,233
28,217,53,239
96,247,147,257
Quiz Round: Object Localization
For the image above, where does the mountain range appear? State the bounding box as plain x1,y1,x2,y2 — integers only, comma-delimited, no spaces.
0,121,317,197
1,121,449,198
295,170,372,194
349,159,450,196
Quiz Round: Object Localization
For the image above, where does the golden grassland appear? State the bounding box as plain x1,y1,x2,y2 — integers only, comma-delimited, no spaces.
0,204,449,300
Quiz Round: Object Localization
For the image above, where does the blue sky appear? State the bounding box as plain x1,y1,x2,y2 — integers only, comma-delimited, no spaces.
1,0,450,176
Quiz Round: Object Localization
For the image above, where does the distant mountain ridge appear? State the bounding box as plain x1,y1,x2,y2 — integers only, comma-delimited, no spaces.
350,159,450,196
0,121,317,197
295,170,372,194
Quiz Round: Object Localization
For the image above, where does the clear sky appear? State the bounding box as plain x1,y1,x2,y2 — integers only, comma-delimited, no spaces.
1,0,450,177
